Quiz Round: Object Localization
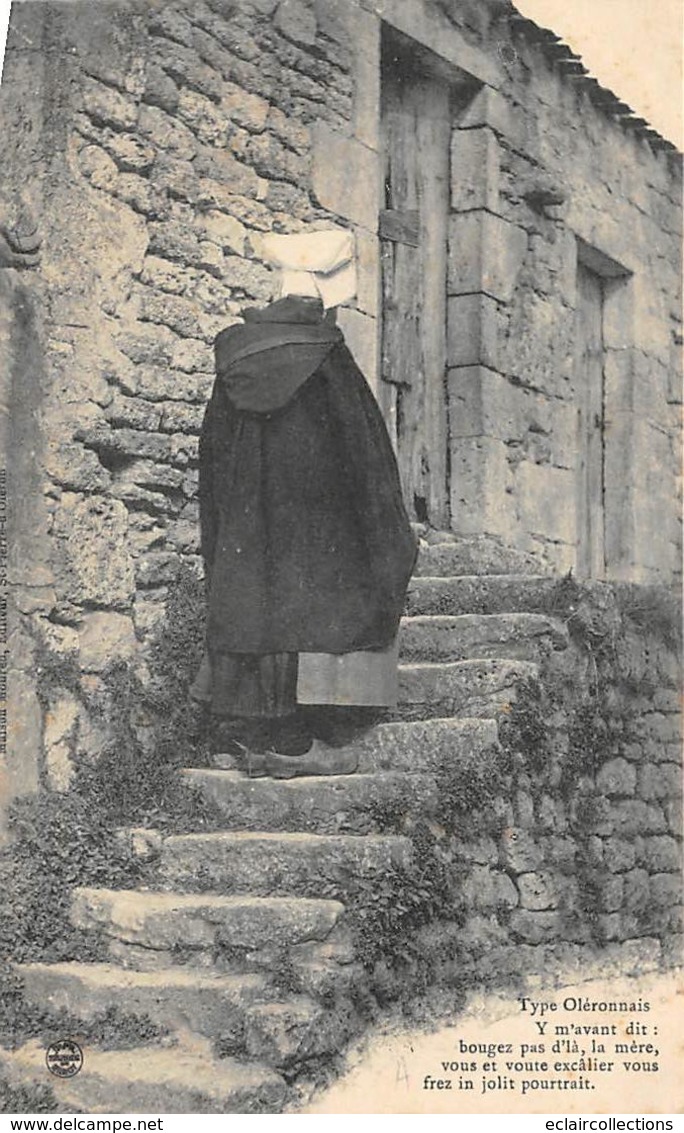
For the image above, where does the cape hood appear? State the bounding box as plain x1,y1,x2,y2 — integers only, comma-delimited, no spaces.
214,296,343,413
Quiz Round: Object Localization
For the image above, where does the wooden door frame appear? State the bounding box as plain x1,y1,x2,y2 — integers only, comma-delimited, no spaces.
575,262,606,578
378,25,475,529
574,239,633,580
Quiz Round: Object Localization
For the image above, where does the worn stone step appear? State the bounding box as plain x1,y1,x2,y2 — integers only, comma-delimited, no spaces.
398,659,538,715
183,769,438,834
244,997,358,1068
414,539,552,578
406,574,560,617
159,830,413,895
15,961,348,1070
17,961,268,1040
0,1038,287,1113
194,929,358,987
71,888,344,954
400,613,568,661
353,716,499,772
103,927,357,980
212,716,498,775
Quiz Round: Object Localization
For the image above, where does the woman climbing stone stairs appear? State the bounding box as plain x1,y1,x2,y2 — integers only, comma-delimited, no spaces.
3,540,570,1113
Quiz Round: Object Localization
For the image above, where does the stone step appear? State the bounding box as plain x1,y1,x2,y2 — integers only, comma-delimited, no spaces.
212,717,498,776
414,539,552,578
159,830,413,895
398,659,538,716
70,888,344,954
15,961,348,1069
406,574,560,617
103,928,357,981
0,1038,287,1113
183,769,438,835
354,716,499,772
17,961,268,1041
400,612,568,661
244,998,358,1068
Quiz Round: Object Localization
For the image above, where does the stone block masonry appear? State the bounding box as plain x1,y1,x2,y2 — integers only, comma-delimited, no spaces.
0,0,369,792
2,0,681,640
443,22,680,581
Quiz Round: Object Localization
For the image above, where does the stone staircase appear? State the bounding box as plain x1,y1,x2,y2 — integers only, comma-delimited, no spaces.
2,539,569,1113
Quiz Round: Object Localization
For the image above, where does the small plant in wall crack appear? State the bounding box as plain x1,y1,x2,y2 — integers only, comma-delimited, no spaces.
343,820,453,1004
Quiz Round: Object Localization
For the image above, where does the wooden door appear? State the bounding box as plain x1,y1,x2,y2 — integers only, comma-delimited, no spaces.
575,263,606,578
380,59,451,527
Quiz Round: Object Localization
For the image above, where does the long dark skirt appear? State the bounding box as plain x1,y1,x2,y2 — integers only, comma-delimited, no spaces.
190,642,399,719
190,650,297,718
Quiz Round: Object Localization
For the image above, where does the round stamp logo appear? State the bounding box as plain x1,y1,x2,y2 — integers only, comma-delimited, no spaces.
46,1039,83,1079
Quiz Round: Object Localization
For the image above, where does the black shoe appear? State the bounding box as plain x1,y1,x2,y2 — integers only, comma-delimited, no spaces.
262,741,359,779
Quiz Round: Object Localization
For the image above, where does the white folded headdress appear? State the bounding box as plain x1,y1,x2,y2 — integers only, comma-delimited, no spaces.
259,229,357,309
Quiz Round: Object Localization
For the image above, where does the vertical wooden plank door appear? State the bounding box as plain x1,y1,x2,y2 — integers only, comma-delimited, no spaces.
380,55,451,528
575,263,606,578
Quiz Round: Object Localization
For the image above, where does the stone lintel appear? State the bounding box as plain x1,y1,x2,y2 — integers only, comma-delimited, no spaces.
568,215,639,284
358,0,503,89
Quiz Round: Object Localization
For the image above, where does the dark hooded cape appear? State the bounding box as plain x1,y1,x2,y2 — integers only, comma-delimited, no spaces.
198,295,417,656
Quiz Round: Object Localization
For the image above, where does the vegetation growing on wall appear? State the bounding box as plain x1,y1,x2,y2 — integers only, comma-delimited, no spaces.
320,576,681,1016
0,565,218,1052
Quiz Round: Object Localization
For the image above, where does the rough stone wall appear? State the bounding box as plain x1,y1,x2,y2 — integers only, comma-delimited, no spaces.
444,18,682,581
0,0,361,811
1,3,64,831
0,0,681,820
59,0,356,653
306,0,681,582
427,617,682,983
